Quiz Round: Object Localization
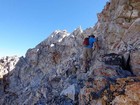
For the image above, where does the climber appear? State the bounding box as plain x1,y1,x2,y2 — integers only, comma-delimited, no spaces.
83,34,99,72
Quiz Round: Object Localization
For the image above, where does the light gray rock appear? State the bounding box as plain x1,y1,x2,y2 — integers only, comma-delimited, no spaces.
61,84,75,101
0,0,140,104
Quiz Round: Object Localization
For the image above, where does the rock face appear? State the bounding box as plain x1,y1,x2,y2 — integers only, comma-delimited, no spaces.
0,56,19,96
0,56,19,78
0,0,140,105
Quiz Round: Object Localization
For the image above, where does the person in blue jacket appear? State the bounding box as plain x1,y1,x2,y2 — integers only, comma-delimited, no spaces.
83,35,99,72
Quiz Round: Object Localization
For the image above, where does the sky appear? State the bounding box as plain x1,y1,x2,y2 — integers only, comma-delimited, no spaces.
0,0,109,57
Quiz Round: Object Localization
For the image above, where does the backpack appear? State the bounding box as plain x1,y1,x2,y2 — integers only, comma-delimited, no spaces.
83,37,89,46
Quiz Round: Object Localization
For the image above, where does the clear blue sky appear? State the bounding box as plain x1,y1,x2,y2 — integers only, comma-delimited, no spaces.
0,0,109,57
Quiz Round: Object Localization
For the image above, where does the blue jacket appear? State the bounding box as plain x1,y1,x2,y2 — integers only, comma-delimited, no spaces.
86,37,96,48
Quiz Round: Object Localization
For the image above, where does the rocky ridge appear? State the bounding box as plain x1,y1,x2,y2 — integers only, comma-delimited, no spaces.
0,0,140,105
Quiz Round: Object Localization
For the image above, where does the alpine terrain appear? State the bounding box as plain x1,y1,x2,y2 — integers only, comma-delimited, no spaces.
0,0,140,104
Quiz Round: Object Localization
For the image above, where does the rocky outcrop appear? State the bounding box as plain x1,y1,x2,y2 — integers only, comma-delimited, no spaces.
95,0,140,76
103,76,140,105
0,56,19,96
0,0,140,105
0,56,19,78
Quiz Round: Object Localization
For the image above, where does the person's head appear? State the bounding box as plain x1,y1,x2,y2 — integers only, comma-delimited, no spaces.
90,35,95,38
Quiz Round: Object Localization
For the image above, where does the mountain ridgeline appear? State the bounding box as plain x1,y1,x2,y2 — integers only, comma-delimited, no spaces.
0,0,140,104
